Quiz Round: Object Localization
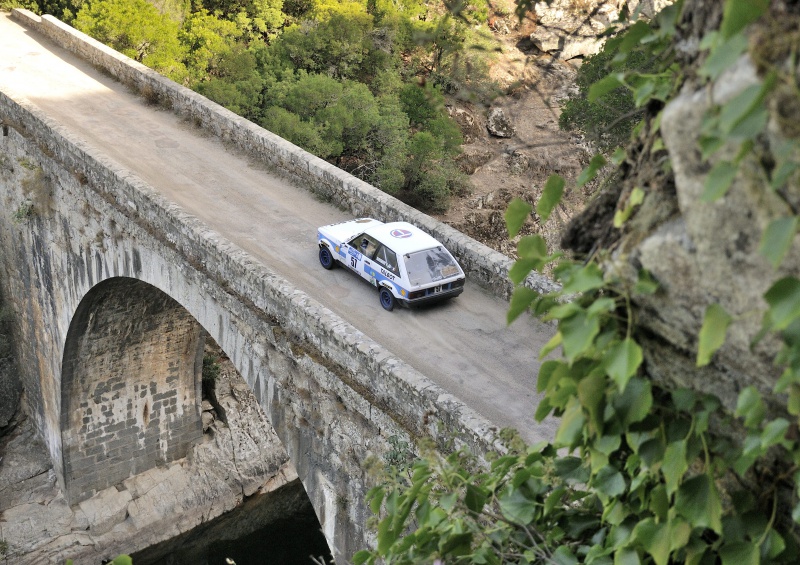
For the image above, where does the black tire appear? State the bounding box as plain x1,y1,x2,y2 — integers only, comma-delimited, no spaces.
379,287,395,311
319,246,336,270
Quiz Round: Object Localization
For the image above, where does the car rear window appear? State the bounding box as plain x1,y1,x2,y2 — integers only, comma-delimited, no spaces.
404,247,462,286
375,245,400,275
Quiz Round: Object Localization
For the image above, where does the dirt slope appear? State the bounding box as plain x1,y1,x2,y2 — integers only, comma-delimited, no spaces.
437,12,597,259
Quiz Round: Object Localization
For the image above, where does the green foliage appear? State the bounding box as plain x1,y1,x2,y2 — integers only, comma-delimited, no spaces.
67,0,487,213
12,200,34,223
179,9,243,83
200,0,284,39
559,5,682,153
202,353,221,385
362,1,800,563
0,0,38,11
74,0,188,82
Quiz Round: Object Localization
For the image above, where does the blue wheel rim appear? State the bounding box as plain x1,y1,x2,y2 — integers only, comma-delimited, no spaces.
319,247,332,268
380,289,394,310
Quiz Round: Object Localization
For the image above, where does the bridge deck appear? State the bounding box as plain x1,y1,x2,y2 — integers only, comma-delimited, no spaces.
0,13,557,444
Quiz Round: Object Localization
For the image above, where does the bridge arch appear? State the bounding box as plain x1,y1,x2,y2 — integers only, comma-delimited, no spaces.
60,277,205,503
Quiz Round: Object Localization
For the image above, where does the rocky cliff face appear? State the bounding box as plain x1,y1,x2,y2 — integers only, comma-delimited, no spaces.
563,0,800,419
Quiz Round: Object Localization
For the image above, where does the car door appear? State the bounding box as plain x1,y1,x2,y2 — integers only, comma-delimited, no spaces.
346,233,381,285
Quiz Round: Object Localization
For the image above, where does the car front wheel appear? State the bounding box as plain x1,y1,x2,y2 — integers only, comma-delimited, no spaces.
379,288,395,311
319,246,336,270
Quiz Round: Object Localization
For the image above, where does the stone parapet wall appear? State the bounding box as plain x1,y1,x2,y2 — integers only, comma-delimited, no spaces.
9,8,557,299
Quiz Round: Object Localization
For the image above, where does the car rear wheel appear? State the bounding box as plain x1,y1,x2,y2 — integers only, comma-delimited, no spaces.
379,288,395,311
319,246,336,270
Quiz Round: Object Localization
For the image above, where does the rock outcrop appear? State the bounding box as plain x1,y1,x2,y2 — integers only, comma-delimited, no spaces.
563,1,800,421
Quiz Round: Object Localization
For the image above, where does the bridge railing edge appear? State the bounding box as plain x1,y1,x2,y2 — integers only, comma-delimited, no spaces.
9,8,558,300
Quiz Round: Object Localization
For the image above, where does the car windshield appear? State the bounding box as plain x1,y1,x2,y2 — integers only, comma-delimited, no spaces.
404,247,462,286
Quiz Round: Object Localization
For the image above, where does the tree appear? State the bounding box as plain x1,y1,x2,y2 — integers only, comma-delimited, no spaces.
199,0,284,40
74,0,187,82
179,8,243,84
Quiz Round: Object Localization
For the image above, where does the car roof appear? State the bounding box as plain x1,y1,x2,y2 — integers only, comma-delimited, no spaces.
364,221,444,256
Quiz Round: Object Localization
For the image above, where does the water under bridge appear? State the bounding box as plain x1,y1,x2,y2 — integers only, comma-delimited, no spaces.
0,9,558,562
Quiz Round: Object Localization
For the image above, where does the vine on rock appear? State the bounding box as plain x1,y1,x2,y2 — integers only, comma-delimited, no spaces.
359,1,800,563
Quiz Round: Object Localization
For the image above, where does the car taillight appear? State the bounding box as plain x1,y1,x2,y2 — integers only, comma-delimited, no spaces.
409,290,426,299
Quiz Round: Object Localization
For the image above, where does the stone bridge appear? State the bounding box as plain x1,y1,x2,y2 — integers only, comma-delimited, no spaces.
0,10,556,562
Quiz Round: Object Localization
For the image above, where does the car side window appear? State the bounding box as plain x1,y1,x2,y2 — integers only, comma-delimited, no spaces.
348,234,379,259
374,245,399,275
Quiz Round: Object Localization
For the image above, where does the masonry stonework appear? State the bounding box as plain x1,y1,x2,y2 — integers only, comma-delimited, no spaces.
61,278,204,503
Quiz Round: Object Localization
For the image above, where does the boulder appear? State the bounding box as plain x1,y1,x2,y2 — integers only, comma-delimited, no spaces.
486,108,515,138
530,0,618,60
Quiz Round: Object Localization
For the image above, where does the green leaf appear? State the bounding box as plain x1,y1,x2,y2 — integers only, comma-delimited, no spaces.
618,20,652,53
720,0,769,39
671,388,697,412
589,73,624,103
611,147,627,166
699,134,726,160
719,541,760,565
518,234,548,260
554,455,590,483
353,550,371,565
760,216,799,269
577,154,608,187
615,378,653,425
561,263,606,294
772,155,800,190
578,371,606,434
662,441,688,496
697,303,732,367
700,33,749,80
544,486,566,516
735,386,767,428
635,269,659,295
594,465,627,498
555,398,586,448
111,557,133,565
539,331,563,360
505,198,532,238
561,311,601,362
465,484,488,513
718,83,769,137
764,529,786,560
702,161,737,202
735,386,766,428
765,277,800,330
498,488,537,525
509,258,537,285
633,518,670,565
613,547,641,565
552,545,579,565
507,286,539,324
537,175,565,222
649,484,669,521
613,187,646,228
761,418,789,449
604,338,643,390
675,474,723,533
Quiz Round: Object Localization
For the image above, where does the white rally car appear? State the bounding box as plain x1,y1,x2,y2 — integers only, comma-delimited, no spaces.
317,218,465,311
